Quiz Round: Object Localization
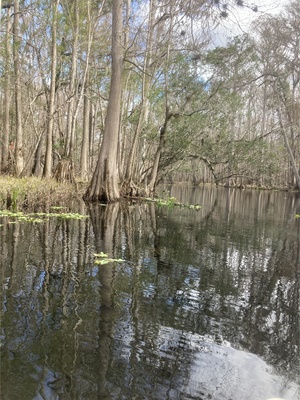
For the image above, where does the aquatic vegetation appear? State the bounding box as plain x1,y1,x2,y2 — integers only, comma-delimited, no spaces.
0,177,85,212
94,252,125,265
145,196,202,210
49,212,88,220
188,204,202,210
0,209,88,223
295,214,300,219
11,187,20,212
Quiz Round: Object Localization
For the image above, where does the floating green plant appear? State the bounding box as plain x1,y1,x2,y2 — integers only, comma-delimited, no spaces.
0,209,88,223
295,214,300,219
188,204,202,210
15,215,44,223
0,210,24,218
49,212,88,220
94,252,125,265
145,196,201,210
156,196,177,207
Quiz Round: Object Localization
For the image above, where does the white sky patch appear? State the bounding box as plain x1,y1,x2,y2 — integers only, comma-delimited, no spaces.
211,0,290,46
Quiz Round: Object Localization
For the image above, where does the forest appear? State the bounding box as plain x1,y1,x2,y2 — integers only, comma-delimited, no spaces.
1,0,300,202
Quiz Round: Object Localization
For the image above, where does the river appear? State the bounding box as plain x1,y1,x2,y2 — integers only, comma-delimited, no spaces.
1,185,299,400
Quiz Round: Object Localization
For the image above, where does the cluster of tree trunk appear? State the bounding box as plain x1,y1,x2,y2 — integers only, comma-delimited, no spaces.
1,0,300,202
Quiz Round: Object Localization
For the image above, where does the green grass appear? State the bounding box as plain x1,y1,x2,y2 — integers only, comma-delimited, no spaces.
0,176,86,212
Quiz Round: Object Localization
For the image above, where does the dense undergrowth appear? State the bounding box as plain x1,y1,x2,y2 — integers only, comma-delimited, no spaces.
0,176,85,212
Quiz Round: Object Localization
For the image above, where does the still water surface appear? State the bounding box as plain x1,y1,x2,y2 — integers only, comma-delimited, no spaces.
1,186,299,400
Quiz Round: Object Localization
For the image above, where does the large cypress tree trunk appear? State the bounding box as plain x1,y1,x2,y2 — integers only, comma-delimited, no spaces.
84,0,123,203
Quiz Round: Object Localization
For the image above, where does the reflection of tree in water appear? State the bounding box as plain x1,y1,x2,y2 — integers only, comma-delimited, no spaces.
1,188,299,399
0,215,95,399
87,202,121,398
130,188,300,389
243,225,300,384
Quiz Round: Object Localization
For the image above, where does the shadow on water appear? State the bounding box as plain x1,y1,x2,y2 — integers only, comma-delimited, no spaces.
0,186,299,399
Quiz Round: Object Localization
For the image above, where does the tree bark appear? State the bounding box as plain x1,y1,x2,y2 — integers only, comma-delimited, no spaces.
79,0,94,180
80,75,90,180
84,0,123,203
32,134,44,177
13,0,24,176
1,6,12,173
64,0,79,159
144,0,174,196
276,80,300,191
43,0,59,178
122,0,156,196
277,107,300,191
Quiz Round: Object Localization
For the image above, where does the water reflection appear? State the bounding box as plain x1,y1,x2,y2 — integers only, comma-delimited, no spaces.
0,186,299,400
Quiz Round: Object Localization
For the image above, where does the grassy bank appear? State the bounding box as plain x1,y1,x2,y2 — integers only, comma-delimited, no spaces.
0,177,86,212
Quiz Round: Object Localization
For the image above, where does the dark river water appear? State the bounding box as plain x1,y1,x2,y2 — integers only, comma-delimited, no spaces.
1,186,299,400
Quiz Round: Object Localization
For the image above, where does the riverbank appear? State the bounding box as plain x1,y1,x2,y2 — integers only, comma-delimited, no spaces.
1,176,299,213
0,176,86,212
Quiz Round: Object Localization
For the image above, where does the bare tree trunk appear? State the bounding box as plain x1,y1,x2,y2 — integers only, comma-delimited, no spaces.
43,0,59,178
64,0,79,159
277,107,300,191
145,107,180,195
79,0,94,180
1,6,12,173
122,0,156,196
32,134,44,177
144,1,174,196
13,0,24,176
80,75,90,180
276,80,300,191
84,0,123,203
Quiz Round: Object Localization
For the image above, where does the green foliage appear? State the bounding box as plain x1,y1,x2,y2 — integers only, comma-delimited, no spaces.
295,214,300,219
156,196,177,208
11,187,20,212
